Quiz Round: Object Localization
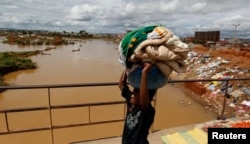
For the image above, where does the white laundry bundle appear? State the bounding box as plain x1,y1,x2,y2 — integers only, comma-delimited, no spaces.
118,25,190,89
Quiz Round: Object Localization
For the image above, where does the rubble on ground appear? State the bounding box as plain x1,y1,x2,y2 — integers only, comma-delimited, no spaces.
182,45,250,119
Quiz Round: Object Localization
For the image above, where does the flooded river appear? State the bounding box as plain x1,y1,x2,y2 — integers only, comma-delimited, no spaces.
0,39,217,143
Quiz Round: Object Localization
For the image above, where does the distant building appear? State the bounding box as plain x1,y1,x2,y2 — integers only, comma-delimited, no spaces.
195,31,220,44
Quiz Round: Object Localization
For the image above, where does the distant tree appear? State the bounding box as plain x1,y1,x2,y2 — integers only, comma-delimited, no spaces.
21,30,27,35
28,31,33,37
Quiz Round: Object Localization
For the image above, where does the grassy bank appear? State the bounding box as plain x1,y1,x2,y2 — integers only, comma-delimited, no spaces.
0,51,37,86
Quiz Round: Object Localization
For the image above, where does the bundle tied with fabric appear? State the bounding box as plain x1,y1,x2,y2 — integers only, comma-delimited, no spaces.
118,25,190,89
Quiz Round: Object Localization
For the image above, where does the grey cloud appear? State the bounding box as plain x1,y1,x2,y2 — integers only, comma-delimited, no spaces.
0,0,249,38
67,4,100,21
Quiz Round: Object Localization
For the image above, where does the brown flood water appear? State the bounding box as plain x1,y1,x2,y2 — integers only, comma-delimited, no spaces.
0,39,217,143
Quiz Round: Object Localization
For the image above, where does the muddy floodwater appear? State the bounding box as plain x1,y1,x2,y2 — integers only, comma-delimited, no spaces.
0,39,217,143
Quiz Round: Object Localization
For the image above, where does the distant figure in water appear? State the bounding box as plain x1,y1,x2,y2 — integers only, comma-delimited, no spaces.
179,100,184,104
72,48,80,52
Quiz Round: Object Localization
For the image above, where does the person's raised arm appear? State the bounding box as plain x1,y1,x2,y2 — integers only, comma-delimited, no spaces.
140,63,152,110
119,70,127,91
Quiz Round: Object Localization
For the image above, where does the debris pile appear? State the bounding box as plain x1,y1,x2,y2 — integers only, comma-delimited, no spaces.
182,46,250,118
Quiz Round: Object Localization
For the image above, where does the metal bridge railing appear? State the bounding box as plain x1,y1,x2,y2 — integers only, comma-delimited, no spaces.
0,82,126,144
0,78,250,143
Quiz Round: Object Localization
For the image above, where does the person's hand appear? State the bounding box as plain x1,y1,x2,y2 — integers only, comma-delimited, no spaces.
142,62,152,74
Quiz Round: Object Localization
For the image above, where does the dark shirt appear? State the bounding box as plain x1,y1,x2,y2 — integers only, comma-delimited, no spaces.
121,86,155,144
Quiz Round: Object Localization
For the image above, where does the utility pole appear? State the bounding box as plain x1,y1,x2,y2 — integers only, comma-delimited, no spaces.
232,24,240,48
242,31,246,46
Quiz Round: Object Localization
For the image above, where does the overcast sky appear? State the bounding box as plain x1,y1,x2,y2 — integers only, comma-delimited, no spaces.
0,0,249,38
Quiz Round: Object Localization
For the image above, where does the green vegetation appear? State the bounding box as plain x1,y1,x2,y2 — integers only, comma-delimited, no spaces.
2,35,70,45
0,51,37,86
0,76,5,86
0,29,120,46
0,29,96,46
